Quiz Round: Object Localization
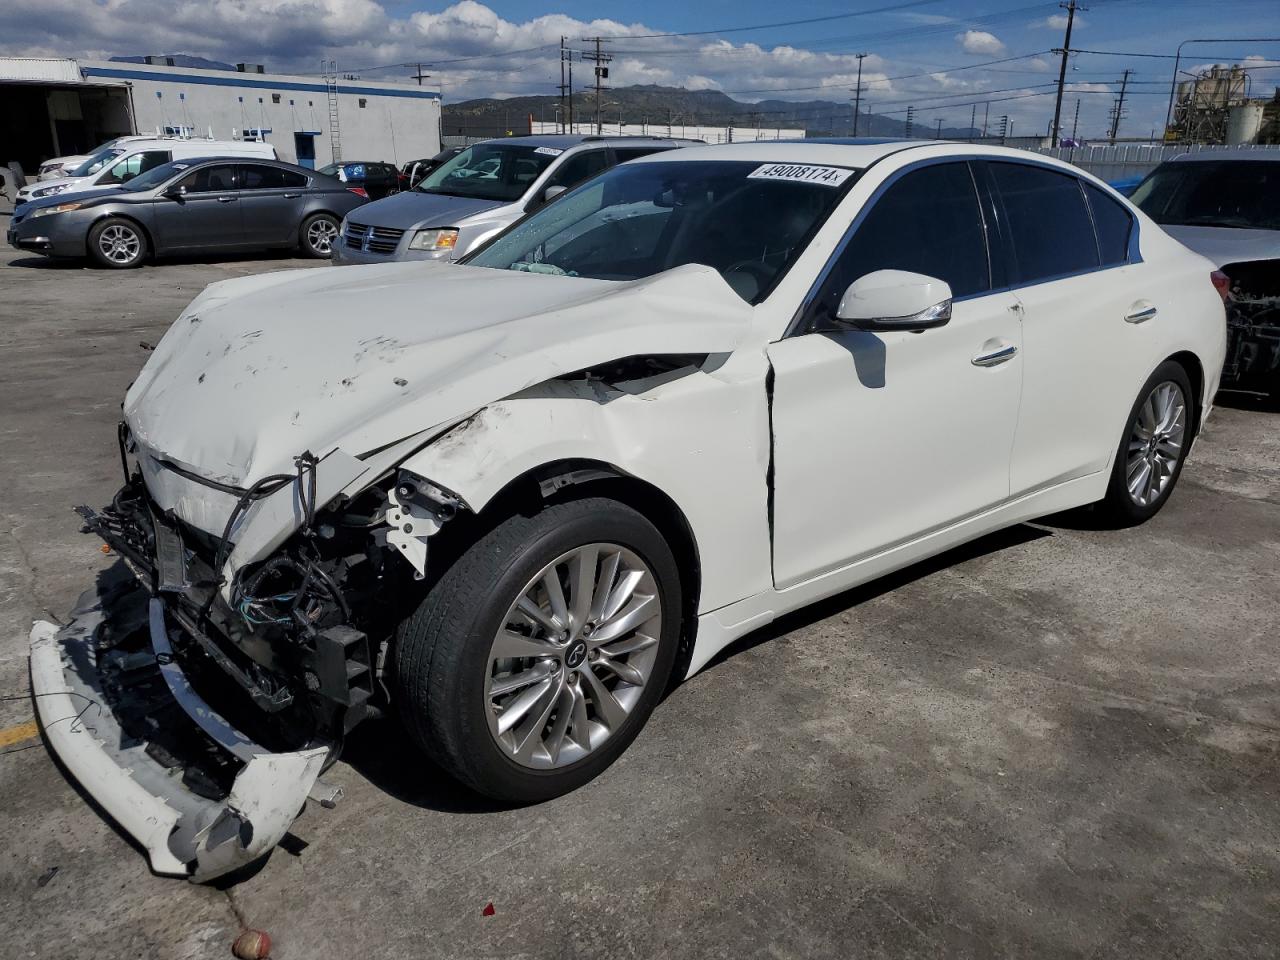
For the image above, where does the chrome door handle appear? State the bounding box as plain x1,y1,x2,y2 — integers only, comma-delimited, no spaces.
217,196,237,203
283,192,302,198
1125,305,1158,324
972,344,1018,367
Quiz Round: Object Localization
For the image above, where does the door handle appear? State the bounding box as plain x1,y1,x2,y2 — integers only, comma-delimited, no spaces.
283,192,302,198
217,196,237,203
972,344,1018,367
1124,304,1158,324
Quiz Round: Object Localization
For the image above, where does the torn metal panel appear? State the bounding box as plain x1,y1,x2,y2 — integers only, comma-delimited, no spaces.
123,261,752,490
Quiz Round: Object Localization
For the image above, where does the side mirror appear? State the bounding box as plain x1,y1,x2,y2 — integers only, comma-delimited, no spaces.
835,269,953,332
543,184,567,203
162,184,187,199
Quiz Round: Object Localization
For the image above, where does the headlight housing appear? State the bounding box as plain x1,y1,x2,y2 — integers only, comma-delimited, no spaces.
34,183,72,198
32,202,83,218
408,228,459,252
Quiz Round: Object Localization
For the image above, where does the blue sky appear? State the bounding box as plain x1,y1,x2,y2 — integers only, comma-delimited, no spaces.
2,0,1278,138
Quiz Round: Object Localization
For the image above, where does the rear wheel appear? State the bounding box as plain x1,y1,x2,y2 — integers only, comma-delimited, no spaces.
300,213,340,258
1098,360,1194,525
392,497,682,803
88,217,147,269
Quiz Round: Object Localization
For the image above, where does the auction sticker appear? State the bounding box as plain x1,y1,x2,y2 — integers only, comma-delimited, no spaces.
534,146,564,156
747,163,853,187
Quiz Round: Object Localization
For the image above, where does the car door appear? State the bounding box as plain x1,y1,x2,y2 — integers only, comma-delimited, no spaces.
767,160,1024,588
983,161,1148,495
237,164,308,246
150,163,243,251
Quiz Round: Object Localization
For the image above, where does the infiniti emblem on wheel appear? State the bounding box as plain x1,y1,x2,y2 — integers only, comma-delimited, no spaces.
565,640,587,669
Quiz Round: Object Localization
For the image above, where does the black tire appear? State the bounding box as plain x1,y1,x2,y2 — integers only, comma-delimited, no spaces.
1097,360,1195,526
87,216,147,269
299,212,340,258
392,497,682,803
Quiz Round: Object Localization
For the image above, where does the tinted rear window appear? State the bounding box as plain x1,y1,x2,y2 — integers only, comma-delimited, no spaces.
1085,183,1133,265
991,162,1099,283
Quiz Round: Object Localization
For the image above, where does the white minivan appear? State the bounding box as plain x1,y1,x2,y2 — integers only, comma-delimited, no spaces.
18,138,277,202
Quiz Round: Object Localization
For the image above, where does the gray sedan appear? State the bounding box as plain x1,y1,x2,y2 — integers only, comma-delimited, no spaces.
7,157,368,268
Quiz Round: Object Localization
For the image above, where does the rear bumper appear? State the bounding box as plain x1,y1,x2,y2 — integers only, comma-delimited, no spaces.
29,580,331,881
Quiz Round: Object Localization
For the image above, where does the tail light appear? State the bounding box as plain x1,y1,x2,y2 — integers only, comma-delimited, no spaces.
1210,270,1231,302
347,187,368,198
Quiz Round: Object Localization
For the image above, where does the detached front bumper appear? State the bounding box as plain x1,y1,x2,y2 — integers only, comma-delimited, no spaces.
29,579,332,881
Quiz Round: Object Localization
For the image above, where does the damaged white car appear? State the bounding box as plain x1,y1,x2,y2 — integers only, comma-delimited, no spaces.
31,141,1226,881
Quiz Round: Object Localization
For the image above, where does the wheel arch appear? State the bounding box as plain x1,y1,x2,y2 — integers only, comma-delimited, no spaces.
85,211,154,259
1165,349,1206,436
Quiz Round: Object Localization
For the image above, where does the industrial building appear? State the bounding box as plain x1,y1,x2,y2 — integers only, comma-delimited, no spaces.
0,56,441,175
1169,64,1279,144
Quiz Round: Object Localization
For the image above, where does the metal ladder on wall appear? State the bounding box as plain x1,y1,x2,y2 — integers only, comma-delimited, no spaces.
323,60,342,163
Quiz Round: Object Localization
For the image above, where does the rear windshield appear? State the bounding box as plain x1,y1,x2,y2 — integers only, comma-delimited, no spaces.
1131,160,1280,230
416,143,560,203
465,159,853,303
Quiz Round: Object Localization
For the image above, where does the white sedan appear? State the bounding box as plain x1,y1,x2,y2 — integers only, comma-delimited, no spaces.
31,140,1226,880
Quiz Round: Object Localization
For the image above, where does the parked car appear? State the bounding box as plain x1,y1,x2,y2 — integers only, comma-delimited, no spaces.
316,160,402,200
8,156,366,267
1131,150,1280,394
18,138,277,202
333,134,701,265
33,140,1225,880
35,135,159,181
400,147,464,189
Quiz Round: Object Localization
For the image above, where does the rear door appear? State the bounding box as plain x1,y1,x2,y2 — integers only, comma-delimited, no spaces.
151,162,243,250
985,161,1149,494
237,164,309,245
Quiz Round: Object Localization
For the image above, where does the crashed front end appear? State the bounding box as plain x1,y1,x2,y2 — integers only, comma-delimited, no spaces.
30,431,457,881
1220,260,1280,393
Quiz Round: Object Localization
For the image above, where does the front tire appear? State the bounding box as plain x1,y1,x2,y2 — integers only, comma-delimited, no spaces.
393,497,682,803
1098,360,1194,525
300,212,340,258
87,217,147,268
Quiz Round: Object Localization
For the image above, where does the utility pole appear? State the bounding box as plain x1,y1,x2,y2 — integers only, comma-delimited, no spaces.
998,114,1009,144
982,101,990,138
412,64,431,86
1108,68,1132,143
904,105,915,139
934,117,943,139
581,37,612,135
851,52,867,137
1071,97,1081,141
558,38,567,133
969,103,977,142
1050,0,1082,146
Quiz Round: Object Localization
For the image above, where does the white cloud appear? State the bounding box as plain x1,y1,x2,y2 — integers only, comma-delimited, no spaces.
1041,13,1087,30
956,31,1006,56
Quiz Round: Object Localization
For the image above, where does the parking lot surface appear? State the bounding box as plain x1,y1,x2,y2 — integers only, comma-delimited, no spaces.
2,216,1278,960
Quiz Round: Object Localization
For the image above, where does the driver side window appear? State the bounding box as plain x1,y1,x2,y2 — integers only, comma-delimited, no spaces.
545,150,610,191
802,161,991,333
177,165,239,193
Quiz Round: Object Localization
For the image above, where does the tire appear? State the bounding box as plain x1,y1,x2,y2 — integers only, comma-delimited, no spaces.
299,212,340,258
87,217,147,269
392,497,682,803
1097,360,1195,526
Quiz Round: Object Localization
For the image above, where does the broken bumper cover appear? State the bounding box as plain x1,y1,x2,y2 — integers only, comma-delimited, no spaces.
29,590,329,881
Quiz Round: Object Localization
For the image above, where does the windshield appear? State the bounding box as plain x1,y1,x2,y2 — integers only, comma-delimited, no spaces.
1131,160,1280,230
121,160,192,192
416,143,559,202
465,159,853,303
71,148,125,178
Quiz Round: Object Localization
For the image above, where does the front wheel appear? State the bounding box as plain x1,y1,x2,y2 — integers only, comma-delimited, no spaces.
1098,360,1194,525
393,497,682,803
299,212,340,258
87,217,147,268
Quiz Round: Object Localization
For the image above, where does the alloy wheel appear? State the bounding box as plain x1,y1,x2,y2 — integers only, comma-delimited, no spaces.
98,224,140,265
1125,380,1186,506
485,543,663,770
308,218,338,255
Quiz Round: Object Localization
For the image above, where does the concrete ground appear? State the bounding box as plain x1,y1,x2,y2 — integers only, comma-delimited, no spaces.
1,216,1278,960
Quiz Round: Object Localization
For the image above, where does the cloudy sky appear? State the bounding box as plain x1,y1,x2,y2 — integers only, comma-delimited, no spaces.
2,0,1278,137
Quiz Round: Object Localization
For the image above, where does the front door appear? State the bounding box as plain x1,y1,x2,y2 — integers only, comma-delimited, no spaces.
294,133,317,170
236,163,308,246
768,160,1024,588
151,163,243,250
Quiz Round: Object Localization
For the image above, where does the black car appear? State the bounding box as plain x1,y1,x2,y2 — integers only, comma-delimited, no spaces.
316,160,401,200
8,157,369,268
400,148,464,189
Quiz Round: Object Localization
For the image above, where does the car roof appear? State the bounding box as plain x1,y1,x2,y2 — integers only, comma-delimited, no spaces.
1169,149,1280,163
473,134,701,150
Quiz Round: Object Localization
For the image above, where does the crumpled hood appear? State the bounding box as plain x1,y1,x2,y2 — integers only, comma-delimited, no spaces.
1163,225,1280,268
123,261,752,487
348,191,506,229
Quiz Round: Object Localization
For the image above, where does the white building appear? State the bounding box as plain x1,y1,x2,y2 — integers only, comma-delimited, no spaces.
528,120,805,144
0,56,441,175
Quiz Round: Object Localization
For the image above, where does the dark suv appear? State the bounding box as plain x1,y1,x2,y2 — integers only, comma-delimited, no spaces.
317,160,402,200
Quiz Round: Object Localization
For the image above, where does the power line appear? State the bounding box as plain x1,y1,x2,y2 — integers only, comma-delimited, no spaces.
607,0,953,40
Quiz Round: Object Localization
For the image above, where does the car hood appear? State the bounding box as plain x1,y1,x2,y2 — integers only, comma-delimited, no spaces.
348,191,507,229
18,186,125,214
123,261,753,487
1162,225,1280,267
